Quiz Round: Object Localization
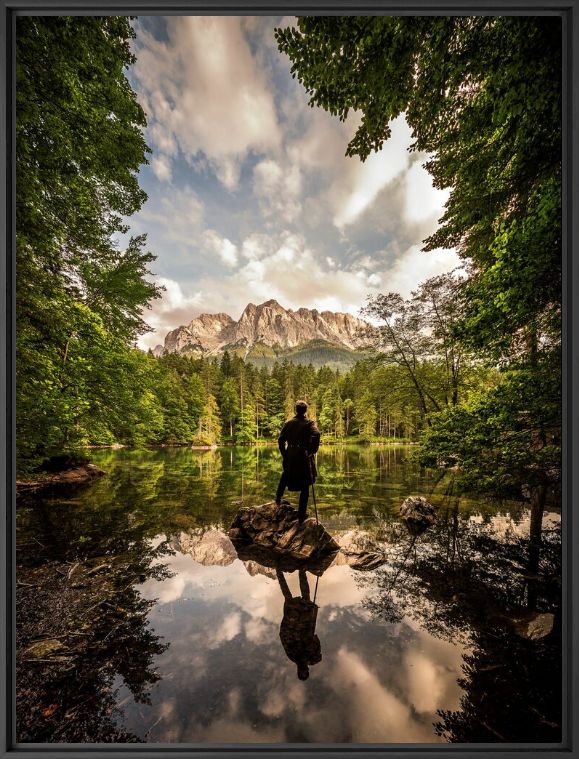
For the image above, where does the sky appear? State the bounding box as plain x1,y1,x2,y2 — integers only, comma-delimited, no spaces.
125,17,460,350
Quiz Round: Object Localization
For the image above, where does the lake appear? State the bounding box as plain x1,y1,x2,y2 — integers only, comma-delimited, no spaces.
16,445,561,744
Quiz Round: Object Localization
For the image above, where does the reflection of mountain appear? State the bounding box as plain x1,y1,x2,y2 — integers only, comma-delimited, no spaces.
242,560,277,579
169,529,237,567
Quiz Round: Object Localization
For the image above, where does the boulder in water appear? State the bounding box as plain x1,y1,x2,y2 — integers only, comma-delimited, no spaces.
228,501,339,562
512,611,555,641
399,496,437,535
17,462,105,497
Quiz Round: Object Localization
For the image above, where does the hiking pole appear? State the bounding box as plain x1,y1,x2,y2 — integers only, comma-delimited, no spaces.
308,454,319,524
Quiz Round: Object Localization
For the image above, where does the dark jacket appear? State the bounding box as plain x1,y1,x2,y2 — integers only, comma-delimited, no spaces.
278,415,321,491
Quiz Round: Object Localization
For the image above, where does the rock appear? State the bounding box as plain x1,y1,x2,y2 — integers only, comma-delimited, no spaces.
23,638,65,659
52,464,105,486
513,612,555,640
17,463,105,496
236,543,337,576
162,299,372,356
399,496,437,535
229,501,340,562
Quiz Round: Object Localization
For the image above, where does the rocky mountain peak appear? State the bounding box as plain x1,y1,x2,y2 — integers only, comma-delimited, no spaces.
161,299,371,357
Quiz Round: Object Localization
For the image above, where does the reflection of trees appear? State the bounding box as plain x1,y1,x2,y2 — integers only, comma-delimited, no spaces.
17,493,173,742
374,489,557,744
358,498,561,741
435,623,560,742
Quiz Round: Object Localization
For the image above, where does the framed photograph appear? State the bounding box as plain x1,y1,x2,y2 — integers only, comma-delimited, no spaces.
2,1,577,757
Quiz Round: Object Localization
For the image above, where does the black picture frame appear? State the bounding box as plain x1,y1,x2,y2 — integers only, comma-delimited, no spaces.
1,1,577,757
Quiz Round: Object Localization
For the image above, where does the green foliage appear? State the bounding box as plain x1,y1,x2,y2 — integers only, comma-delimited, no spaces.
417,358,561,496
276,16,561,498
236,399,258,445
16,17,163,472
192,393,222,446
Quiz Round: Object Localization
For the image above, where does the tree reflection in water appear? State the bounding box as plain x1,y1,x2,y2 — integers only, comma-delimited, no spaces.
357,495,561,742
17,497,174,742
16,447,562,743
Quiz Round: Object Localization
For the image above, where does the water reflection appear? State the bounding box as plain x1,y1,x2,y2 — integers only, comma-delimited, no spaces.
277,569,322,680
16,446,561,743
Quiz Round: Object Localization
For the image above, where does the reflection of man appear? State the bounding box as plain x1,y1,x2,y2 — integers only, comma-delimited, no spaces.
276,569,321,681
275,400,321,523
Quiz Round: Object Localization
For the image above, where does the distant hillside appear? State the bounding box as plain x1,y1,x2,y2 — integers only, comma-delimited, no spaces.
216,338,369,370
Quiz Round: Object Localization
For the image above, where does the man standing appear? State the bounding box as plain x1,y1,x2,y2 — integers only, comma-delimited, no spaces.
275,400,321,522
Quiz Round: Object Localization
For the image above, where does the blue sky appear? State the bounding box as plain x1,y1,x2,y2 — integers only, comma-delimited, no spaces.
126,16,459,349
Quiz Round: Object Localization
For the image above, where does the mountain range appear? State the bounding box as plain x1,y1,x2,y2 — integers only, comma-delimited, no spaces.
152,299,372,369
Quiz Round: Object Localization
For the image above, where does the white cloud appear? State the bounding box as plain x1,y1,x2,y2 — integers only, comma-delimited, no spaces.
203,230,238,268
381,245,462,298
133,17,281,190
253,158,302,223
151,154,173,182
138,277,203,350
228,232,378,315
330,115,413,229
404,160,451,223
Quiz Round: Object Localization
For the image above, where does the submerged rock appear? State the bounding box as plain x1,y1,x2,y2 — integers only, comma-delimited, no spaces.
399,496,437,535
229,501,340,562
513,612,555,641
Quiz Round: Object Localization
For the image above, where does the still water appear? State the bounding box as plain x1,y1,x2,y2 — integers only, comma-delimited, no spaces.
16,446,561,744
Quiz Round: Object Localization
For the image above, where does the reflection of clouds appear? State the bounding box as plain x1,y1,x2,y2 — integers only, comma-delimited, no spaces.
209,612,242,648
402,634,465,715
326,648,438,743
125,533,468,742
192,715,286,743
311,564,370,610
244,615,275,645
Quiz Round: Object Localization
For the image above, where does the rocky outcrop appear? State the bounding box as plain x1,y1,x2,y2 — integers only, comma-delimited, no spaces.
164,312,235,354
162,299,371,356
229,501,340,562
512,612,555,641
17,463,105,496
237,544,337,576
399,496,438,535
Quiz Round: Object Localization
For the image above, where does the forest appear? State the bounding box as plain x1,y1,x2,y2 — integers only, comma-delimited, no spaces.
16,16,561,511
